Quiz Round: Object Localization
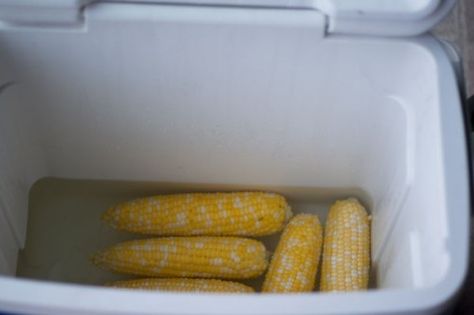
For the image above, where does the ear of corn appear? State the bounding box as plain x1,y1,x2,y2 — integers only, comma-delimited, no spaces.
102,192,292,237
92,237,268,279
320,198,370,292
262,214,323,293
107,278,254,293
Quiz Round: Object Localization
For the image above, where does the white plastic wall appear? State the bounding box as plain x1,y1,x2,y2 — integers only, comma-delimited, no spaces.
0,57,48,275
0,3,469,315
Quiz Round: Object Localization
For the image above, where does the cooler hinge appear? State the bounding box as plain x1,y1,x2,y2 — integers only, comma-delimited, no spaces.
0,0,327,29
0,0,328,39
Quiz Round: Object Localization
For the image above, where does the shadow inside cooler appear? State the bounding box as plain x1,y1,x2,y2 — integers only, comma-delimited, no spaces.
0,3,458,302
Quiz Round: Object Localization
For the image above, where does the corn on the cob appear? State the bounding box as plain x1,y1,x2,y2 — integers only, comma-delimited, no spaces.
262,214,323,293
320,198,370,292
102,192,292,236
92,237,268,279
107,278,254,293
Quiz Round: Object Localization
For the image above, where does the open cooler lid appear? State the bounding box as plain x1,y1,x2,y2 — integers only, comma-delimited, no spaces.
0,0,457,36
315,0,457,36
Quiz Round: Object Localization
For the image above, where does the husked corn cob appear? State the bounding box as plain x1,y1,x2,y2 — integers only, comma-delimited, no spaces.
102,192,292,236
107,278,254,293
262,214,323,293
320,198,370,292
92,237,268,279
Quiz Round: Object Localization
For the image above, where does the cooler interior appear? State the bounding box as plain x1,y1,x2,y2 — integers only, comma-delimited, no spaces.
0,2,464,312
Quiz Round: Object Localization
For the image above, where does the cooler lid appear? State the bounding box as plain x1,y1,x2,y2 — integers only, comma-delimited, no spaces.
315,0,457,36
0,0,457,36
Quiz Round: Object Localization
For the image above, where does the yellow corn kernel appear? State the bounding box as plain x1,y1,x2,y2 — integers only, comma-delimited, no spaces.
107,278,254,293
102,192,292,236
320,198,370,292
262,214,323,293
92,237,268,279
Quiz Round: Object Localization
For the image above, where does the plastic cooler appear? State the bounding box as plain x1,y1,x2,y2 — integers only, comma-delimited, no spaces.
0,0,471,314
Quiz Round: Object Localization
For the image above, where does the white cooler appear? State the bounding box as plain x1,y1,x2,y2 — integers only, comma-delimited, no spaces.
0,0,471,314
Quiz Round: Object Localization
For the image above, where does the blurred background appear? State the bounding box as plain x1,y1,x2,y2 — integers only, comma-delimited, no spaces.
435,0,473,95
